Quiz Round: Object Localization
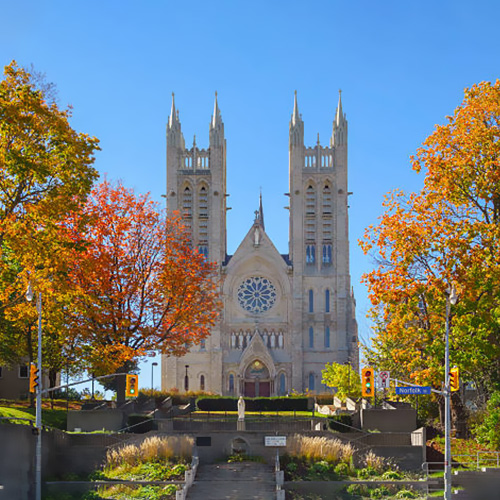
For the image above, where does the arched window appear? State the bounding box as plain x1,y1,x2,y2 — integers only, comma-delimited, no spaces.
322,244,332,264
200,375,205,391
229,374,235,395
306,185,316,215
325,326,330,348
279,373,286,396
198,245,208,258
182,187,192,218
198,186,208,218
309,373,315,392
308,290,314,312
309,327,314,348
200,339,206,350
325,289,330,313
306,244,316,264
322,185,332,214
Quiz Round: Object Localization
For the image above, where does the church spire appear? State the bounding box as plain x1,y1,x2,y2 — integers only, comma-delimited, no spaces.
169,92,179,128
332,89,347,147
292,90,301,126
335,89,344,126
259,190,265,230
289,90,304,147
209,91,224,148
211,91,222,128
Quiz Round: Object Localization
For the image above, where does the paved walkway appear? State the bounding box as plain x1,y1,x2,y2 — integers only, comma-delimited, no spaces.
187,462,275,500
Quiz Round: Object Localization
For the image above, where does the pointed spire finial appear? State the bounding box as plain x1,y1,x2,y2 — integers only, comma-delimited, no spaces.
169,92,177,127
193,134,196,147
292,90,300,126
336,89,344,125
317,133,320,146
258,190,265,230
212,91,222,128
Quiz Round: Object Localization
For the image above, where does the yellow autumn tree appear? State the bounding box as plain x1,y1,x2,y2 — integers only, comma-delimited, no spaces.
0,61,99,381
361,81,500,415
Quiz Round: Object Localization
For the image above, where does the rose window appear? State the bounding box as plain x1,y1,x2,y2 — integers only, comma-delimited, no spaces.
237,276,277,314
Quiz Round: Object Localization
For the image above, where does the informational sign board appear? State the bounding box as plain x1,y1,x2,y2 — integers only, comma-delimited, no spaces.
265,436,287,447
378,371,390,389
395,386,431,395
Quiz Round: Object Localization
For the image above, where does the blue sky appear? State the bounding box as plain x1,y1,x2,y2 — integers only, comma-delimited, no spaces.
2,0,499,393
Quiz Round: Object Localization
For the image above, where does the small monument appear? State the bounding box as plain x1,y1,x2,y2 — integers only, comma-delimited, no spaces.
237,396,246,431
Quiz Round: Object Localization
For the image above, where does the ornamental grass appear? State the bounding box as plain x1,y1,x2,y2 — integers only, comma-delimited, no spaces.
286,434,354,464
106,436,194,467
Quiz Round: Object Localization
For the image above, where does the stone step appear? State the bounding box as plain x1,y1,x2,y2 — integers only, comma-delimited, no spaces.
188,462,275,500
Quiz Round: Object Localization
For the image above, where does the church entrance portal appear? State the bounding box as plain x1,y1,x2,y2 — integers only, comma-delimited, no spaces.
242,360,271,397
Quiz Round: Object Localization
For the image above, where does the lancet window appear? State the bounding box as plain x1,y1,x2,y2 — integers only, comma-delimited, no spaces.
182,187,192,218
322,185,332,214
322,244,332,265
306,244,316,264
306,185,316,215
324,326,330,348
198,186,208,218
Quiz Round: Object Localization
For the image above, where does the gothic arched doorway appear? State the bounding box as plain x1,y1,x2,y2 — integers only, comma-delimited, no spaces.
243,360,271,397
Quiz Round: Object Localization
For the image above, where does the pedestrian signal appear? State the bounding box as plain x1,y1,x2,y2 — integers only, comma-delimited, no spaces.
29,363,39,393
450,367,460,392
126,374,139,397
362,367,374,397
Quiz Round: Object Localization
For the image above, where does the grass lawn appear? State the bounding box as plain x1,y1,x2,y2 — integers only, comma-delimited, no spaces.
0,400,73,429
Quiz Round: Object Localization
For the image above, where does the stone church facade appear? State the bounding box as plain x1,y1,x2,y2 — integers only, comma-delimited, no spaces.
161,92,358,396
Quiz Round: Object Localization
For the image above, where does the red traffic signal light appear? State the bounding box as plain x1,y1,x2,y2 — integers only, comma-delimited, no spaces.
126,374,139,397
362,367,374,398
29,363,39,393
450,367,459,392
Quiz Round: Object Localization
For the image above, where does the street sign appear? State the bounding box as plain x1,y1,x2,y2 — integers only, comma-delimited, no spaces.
265,436,287,447
378,371,390,389
395,386,431,395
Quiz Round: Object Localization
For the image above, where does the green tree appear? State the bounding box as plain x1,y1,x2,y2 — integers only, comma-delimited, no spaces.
322,362,361,400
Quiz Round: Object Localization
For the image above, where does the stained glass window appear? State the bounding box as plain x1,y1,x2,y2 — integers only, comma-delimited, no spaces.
237,276,277,314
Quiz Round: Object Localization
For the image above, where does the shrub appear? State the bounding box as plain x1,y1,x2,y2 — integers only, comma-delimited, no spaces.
334,461,351,477
382,469,402,480
363,450,386,473
473,390,500,449
328,414,353,432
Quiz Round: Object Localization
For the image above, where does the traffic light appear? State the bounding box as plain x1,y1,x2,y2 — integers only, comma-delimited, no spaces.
362,367,374,397
29,363,39,393
450,367,460,392
126,374,139,397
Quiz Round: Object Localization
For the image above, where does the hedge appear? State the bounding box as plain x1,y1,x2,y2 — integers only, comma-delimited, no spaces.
196,397,311,412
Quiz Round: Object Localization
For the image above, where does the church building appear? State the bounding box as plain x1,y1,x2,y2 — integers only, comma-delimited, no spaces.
161,92,358,396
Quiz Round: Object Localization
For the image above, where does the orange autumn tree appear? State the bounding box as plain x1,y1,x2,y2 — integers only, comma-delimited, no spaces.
67,181,221,400
360,81,500,409
0,61,99,381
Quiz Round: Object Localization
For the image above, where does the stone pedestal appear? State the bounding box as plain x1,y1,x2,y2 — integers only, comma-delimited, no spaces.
237,420,246,431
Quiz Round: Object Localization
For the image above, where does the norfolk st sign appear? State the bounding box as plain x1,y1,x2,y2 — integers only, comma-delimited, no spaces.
395,386,431,395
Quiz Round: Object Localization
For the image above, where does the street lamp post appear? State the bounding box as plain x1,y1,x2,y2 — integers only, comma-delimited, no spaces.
184,365,189,392
27,285,42,500
151,362,158,392
444,286,457,500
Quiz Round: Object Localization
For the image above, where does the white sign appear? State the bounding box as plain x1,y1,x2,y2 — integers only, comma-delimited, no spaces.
265,436,287,447
378,371,390,389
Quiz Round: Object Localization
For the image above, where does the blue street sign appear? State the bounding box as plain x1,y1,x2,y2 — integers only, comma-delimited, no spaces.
395,386,431,395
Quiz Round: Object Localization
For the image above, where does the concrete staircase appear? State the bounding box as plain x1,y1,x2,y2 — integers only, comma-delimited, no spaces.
187,462,276,500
